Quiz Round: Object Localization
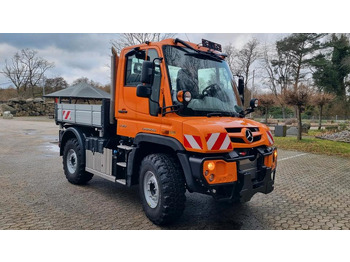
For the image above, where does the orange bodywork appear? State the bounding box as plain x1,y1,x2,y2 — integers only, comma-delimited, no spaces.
112,39,274,153
203,160,237,184
264,149,277,170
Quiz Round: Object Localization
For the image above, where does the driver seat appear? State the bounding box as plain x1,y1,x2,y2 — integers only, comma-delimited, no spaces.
176,69,199,97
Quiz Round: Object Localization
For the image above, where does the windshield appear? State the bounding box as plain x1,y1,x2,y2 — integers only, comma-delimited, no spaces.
163,45,241,116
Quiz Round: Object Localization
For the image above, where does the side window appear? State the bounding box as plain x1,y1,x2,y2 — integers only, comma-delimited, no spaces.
147,49,161,116
125,53,145,86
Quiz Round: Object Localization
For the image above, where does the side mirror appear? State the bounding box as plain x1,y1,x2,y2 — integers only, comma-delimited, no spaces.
137,84,152,98
238,77,244,104
141,61,154,85
136,61,155,98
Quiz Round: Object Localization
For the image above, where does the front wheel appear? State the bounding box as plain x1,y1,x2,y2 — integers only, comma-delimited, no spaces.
139,154,186,225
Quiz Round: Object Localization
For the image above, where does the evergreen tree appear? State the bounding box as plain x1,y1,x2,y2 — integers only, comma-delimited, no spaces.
312,34,350,98
276,33,325,140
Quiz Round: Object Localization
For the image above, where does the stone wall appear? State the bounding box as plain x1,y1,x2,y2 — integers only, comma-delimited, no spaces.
0,98,55,117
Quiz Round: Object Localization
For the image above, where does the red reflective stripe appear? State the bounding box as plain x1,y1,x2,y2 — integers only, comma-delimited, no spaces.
183,135,191,148
205,133,211,142
65,110,71,120
267,131,274,143
211,133,226,150
193,136,203,149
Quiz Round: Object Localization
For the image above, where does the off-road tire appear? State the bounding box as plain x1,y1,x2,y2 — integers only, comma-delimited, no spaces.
63,138,93,185
139,153,186,225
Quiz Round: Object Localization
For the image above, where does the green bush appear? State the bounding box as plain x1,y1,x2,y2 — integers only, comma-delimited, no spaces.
338,122,349,131
325,126,338,131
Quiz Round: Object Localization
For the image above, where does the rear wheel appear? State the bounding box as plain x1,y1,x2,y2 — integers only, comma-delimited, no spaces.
139,154,186,225
63,138,93,185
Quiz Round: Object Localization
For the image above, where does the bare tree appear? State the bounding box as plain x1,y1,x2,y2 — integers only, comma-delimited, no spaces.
20,49,55,97
44,77,68,93
72,77,102,89
235,38,261,107
1,49,54,97
1,52,28,94
283,84,313,140
261,43,293,118
111,33,176,54
257,93,276,124
312,92,335,130
261,44,278,96
223,43,238,74
236,38,260,90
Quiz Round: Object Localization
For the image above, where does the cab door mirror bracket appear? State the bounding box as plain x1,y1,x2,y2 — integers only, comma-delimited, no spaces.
238,76,245,104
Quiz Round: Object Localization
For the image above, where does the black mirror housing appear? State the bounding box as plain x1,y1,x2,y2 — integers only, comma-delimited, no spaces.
141,61,154,84
238,77,244,104
136,84,152,98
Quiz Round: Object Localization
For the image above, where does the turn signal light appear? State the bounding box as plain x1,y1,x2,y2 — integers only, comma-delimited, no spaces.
273,149,278,161
207,161,215,171
177,91,184,102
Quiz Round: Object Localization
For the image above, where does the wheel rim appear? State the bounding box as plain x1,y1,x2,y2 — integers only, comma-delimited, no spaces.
67,149,77,174
143,171,159,208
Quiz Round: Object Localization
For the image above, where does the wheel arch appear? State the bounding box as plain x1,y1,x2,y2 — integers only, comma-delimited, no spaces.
59,127,86,158
128,133,197,192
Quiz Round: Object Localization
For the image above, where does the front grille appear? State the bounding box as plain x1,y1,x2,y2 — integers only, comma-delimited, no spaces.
225,127,241,133
227,127,262,144
230,137,245,143
226,127,259,133
253,135,261,142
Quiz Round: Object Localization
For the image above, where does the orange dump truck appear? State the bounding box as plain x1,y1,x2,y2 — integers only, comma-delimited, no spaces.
56,38,277,225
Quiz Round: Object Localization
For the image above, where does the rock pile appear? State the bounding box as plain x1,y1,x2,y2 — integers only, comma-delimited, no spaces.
0,98,55,117
3,111,13,119
317,130,350,143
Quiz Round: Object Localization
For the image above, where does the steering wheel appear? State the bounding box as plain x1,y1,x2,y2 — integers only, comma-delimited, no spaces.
202,84,220,97
201,84,230,102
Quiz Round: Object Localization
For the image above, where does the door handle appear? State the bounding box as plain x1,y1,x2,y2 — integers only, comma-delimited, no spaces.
118,109,128,114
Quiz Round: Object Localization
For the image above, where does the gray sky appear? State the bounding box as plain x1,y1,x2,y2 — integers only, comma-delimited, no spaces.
0,33,287,88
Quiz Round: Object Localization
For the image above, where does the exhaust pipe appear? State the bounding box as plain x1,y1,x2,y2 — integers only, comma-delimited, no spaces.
110,47,118,125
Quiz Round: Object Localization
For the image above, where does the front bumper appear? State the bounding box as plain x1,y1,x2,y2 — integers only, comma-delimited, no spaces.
182,147,276,202
239,166,275,202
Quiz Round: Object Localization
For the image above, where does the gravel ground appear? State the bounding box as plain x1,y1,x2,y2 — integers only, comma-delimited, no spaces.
0,117,349,230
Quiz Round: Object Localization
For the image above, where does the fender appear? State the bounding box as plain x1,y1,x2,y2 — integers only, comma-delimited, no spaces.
128,133,200,192
59,127,86,159
133,133,185,151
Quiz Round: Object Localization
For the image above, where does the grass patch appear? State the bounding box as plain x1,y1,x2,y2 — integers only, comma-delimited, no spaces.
274,136,350,158
307,129,328,137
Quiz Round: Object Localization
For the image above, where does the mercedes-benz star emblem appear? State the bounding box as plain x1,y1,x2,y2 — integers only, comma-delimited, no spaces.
245,129,254,143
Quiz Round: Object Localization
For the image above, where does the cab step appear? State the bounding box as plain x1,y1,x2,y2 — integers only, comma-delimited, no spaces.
117,145,133,151
117,162,126,168
116,179,126,185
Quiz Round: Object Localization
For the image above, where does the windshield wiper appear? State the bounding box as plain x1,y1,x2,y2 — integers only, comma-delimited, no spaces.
184,52,222,62
207,112,237,117
174,38,223,62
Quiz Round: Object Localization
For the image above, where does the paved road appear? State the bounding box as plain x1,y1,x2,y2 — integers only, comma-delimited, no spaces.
0,117,349,230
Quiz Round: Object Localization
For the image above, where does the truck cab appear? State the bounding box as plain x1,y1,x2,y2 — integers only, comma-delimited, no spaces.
57,38,277,225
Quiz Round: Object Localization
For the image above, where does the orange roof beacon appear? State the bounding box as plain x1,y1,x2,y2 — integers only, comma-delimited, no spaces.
53,38,277,225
